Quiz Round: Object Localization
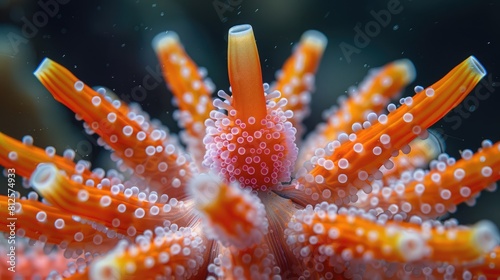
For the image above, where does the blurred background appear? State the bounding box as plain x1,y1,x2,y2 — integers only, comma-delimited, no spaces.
0,0,499,225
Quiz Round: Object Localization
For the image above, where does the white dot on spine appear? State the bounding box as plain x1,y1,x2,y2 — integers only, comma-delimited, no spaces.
158,252,169,263
401,202,412,213
353,143,363,153
107,113,117,123
401,144,411,154
172,178,181,188
123,126,133,136
460,187,471,197
124,148,134,157
100,196,112,207
352,123,362,132
45,146,56,157
93,235,103,245
150,206,160,215
403,113,413,123
28,192,38,200
77,190,89,202
404,97,413,106
482,140,493,148
124,189,133,198
148,193,158,203
373,146,382,155
158,162,168,172
74,81,84,91
415,184,425,196
384,160,394,170
117,204,127,213
420,204,431,214
96,87,106,94
414,85,424,93
127,226,137,236
425,88,435,97
144,256,155,268
454,168,465,181
358,171,368,180
8,152,17,161
431,173,441,183
329,228,340,239
165,144,176,155
137,131,146,141
461,149,473,160
338,174,348,183
91,96,101,106
163,204,171,212
54,219,65,229
112,100,121,109
74,232,84,242
440,189,451,200
22,135,33,145
322,189,331,199
315,175,324,184
112,218,120,227
338,158,349,169
324,160,334,170
378,114,388,124
151,129,161,141
482,166,492,177
380,134,391,145
63,149,75,160
435,203,446,214
146,146,156,156
135,208,145,218
36,211,47,222
313,223,325,234
171,244,181,255
412,126,422,135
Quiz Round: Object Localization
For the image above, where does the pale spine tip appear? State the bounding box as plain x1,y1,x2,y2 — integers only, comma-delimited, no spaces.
472,220,499,253
89,241,126,280
33,57,53,78
426,129,446,155
393,58,417,84
30,163,58,193
152,31,180,52
301,30,328,50
397,231,426,262
228,24,253,36
188,173,268,249
468,55,487,77
187,173,219,206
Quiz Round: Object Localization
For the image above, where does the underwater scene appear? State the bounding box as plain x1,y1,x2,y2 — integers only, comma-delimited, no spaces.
0,0,500,279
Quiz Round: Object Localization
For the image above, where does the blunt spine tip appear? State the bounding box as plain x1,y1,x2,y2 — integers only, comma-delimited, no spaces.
152,31,180,52
228,24,253,36
468,55,487,77
33,57,52,78
30,163,58,192
473,220,499,253
393,58,417,84
301,30,328,50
